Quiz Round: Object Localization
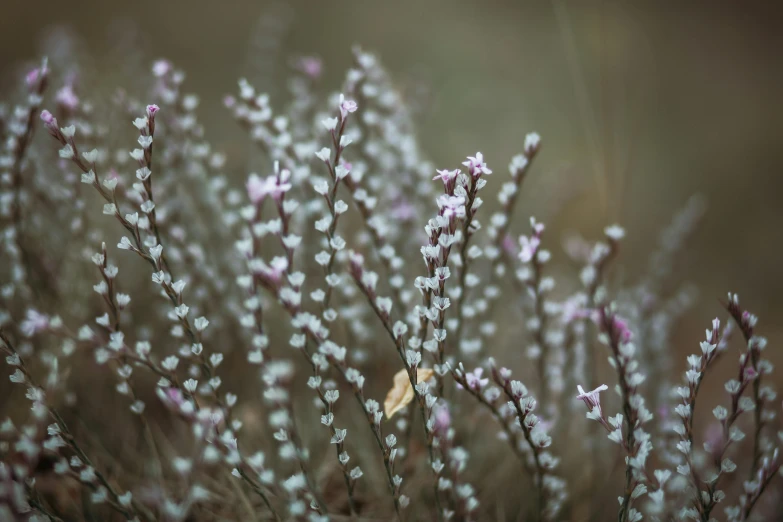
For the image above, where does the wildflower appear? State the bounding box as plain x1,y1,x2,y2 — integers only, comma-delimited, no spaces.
576,384,608,418
464,368,489,391
437,194,466,220
462,152,492,177
339,94,358,119
246,173,292,204
518,239,539,266
433,168,459,185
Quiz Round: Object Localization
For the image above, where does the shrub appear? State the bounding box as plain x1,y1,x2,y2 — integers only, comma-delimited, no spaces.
0,47,780,522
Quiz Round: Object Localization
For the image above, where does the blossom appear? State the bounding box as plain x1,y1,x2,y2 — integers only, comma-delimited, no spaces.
464,368,489,391
576,384,608,416
604,224,625,241
296,56,323,79
152,60,172,77
462,152,492,177
246,173,292,204
339,94,358,119
518,234,540,263
433,404,451,434
433,168,459,185
56,84,79,111
40,109,55,125
254,257,289,285
20,309,49,337
611,315,633,343
26,65,46,87
560,294,590,323
437,194,466,220
524,132,541,155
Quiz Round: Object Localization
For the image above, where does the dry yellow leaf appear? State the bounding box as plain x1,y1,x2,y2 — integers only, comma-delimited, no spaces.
384,368,435,419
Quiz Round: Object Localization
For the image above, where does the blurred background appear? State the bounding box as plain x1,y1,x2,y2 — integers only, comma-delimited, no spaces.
2,0,783,518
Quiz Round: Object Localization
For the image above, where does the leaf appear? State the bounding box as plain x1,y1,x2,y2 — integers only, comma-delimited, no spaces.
384,368,434,419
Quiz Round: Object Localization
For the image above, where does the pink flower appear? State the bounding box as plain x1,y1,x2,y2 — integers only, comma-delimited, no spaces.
464,368,489,391
576,384,608,414
25,68,41,88
518,234,540,263
433,404,451,434
437,194,465,220
20,309,49,337
246,173,292,204
339,94,358,120
56,84,79,111
296,56,323,79
146,104,160,118
252,257,289,286
166,388,185,406
560,294,589,323
40,110,56,125
432,169,459,185
263,257,289,284
612,316,633,343
462,152,492,178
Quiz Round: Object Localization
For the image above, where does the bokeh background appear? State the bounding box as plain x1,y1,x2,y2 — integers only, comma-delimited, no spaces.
2,0,783,519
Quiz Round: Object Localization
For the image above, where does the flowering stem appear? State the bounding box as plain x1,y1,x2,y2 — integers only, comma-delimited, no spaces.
724,296,764,477
491,368,549,522
452,174,479,359
597,307,643,522
0,331,149,521
348,259,449,521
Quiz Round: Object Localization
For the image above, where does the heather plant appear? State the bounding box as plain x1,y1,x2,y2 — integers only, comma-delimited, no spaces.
0,43,781,522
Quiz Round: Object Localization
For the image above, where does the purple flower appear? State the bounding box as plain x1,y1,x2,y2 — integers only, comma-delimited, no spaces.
464,368,489,391
339,94,358,120
296,56,323,79
576,384,608,415
433,169,459,185
246,173,292,204
437,194,466,220
462,152,492,178
25,67,45,88
518,234,540,263
56,84,79,111
433,404,451,434
612,316,633,343
560,295,590,323
40,110,56,126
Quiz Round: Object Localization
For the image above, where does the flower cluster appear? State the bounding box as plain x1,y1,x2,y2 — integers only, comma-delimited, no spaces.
0,44,780,522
